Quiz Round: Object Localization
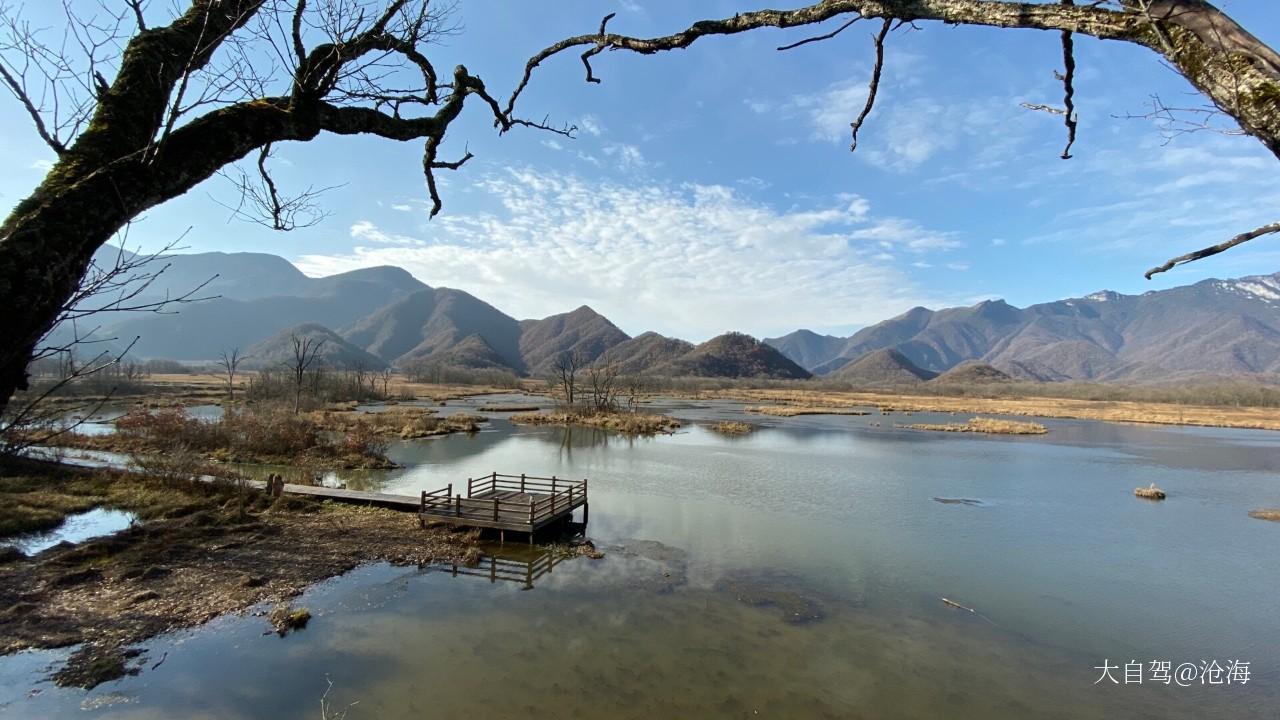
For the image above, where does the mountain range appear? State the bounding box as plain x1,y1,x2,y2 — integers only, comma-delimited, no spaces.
68,247,1280,384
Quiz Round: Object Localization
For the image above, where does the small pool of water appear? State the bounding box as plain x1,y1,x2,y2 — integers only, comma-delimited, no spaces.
2,508,137,556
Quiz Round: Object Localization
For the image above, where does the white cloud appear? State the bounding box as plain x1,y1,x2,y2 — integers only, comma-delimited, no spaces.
990,238,1006,246
296,170,963,339
29,159,53,172
389,204,413,212
847,217,963,252
349,220,422,246
541,139,564,151
602,143,647,170
578,114,604,137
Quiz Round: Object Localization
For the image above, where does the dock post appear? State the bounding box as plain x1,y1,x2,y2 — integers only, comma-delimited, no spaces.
521,473,526,493
493,496,500,521
583,502,589,525
467,477,473,497
418,491,425,528
455,494,461,517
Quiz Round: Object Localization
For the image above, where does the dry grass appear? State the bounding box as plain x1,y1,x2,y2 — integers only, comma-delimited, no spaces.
1247,509,1279,522
1134,483,1167,500
51,405,397,470
904,417,1048,435
709,421,754,435
746,405,870,417
476,403,541,412
308,407,484,439
706,387,1280,431
510,411,680,435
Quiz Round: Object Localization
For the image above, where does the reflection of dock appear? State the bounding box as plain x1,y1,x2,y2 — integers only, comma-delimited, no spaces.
435,547,568,590
419,473,588,540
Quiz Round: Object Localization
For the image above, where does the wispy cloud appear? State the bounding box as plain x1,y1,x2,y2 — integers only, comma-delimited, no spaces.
296,169,964,339
349,220,422,246
578,114,604,137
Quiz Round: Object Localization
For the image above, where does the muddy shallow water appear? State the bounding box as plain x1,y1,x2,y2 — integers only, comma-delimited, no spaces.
4,396,1279,718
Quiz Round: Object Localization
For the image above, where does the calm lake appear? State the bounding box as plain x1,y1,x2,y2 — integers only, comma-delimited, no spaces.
3,395,1279,718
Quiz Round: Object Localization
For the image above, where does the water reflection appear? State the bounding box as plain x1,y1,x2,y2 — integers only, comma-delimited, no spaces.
429,545,572,591
8,398,1280,719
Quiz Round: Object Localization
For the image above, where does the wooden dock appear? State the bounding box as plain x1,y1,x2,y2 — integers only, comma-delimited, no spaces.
418,472,587,537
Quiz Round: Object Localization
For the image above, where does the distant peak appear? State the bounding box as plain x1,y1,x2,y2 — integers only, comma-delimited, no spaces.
1085,290,1121,302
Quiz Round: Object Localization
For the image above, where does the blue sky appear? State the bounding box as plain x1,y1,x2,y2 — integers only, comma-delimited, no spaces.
3,1,1279,341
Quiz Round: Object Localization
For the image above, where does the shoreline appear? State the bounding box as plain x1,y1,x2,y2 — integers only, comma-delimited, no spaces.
690,388,1280,431
0,459,485,688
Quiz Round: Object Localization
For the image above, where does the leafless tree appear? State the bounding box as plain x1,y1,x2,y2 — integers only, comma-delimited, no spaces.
585,361,621,413
0,0,570,417
288,335,326,413
551,350,586,409
378,367,394,397
2,238,212,454
510,0,1280,279
217,348,245,402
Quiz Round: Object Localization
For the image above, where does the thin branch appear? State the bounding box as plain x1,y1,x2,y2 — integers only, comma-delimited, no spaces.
850,18,890,152
777,16,859,52
1058,0,1078,159
126,1,146,32
1145,222,1280,279
0,60,66,153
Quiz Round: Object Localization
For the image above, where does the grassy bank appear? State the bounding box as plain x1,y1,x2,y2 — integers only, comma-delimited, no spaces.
902,417,1048,435
746,405,871,417
45,405,396,470
0,458,483,688
510,410,681,435
705,388,1280,431
308,406,486,439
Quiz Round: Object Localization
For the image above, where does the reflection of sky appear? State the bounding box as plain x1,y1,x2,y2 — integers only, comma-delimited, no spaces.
10,397,1280,719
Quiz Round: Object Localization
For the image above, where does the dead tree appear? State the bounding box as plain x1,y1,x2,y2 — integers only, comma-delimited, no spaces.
551,350,586,409
586,361,621,413
217,348,244,402
0,1,570,417
510,0,1280,279
288,335,326,413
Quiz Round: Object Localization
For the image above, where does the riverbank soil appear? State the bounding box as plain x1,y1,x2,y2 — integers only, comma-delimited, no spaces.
0,458,480,688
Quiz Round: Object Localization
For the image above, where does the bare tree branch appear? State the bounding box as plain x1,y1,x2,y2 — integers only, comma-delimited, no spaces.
1145,222,1280,279
777,16,860,52
1058,0,1079,159
850,18,891,152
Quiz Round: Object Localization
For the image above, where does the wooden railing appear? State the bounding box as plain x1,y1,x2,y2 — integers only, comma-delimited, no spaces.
419,472,587,528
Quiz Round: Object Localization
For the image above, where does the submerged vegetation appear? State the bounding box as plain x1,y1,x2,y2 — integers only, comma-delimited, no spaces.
1134,483,1167,500
709,421,754,435
1247,509,1280,522
903,417,1049,435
